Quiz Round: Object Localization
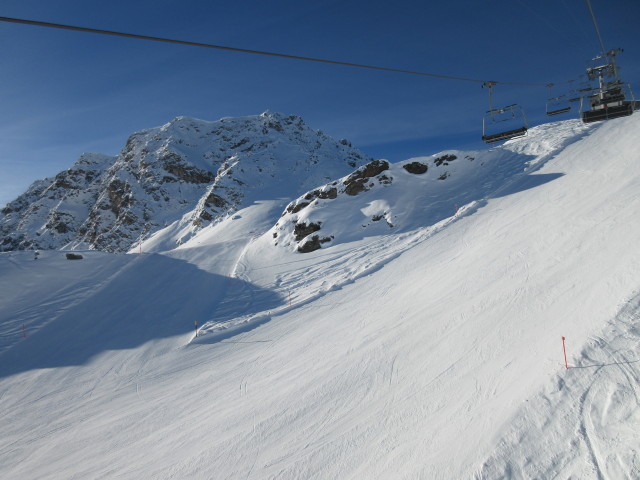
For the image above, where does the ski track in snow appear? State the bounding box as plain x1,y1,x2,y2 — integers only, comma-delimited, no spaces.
477,293,640,479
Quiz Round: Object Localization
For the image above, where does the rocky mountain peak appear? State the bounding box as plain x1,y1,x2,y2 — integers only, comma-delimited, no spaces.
0,113,372,253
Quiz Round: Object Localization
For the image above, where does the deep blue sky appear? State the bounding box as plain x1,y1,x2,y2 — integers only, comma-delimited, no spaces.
1,0,639,207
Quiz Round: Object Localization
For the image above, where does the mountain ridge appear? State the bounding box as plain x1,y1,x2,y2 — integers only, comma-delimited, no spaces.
0,112,372,253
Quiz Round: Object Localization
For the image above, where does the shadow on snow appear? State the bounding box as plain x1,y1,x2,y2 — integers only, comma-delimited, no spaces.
493,173,565,198
0,253,281,378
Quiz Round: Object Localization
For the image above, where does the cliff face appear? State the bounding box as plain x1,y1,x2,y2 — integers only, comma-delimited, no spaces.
0,112,372,252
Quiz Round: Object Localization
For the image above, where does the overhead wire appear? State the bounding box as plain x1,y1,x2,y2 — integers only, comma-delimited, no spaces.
560,0,592,45
516,0,564,39
584,0,607,57
0,15,547,88
516,0,587,53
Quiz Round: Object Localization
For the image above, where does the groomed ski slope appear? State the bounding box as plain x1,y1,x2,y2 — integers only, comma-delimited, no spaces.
1,115,639,479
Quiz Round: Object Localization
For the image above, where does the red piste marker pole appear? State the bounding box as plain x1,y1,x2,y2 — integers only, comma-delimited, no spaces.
562,336,568,369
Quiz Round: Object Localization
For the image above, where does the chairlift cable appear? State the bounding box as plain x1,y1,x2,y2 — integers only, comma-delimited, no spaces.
560,0,593,45
515,0,566,39
0,15,547,88
584,0,607,57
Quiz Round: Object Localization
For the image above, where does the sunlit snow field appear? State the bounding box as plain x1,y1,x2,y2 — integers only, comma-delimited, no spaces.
1,115,639,479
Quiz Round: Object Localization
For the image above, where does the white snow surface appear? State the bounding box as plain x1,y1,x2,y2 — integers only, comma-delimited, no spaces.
1,115,640,479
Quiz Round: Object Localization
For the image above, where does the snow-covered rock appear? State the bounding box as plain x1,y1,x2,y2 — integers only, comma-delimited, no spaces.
272,119,594,253
0,112,371,253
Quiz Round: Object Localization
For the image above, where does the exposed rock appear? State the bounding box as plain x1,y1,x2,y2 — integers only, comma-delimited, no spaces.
46,212,75,234
297,235,332,253
287,202,311,215
204,193,228,209
162,154,216,184
65,253,83,260
378,174,393,185
434,154,457,167
318,187,338,199
293,221,322,241
403,161,429,174
283,185,339,216
343,160,390,196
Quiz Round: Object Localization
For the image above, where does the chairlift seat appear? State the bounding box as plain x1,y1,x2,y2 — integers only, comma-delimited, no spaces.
603,88,624,103
581,102,633,122
547,106,571,116
482,126,528,143
481,83,528,144
546,96,571,116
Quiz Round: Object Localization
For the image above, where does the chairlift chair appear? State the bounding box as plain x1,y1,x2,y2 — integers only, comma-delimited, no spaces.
580,49,635,123
546,96,571,116
545,84,571,116
581,82,634,122
566,81,597,107
481,82,528,143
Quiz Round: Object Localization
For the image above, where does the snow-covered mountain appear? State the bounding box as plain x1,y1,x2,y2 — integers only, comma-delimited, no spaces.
0,112,371,253
1,114,639,479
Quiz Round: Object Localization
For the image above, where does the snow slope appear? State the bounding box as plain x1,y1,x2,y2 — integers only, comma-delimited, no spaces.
1,114,639,479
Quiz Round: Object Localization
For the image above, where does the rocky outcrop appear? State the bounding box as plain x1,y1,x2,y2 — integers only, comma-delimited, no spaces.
297,234,333,253
343,160,390,196
273,159,395,253
402,161,428,174
271,150,480,254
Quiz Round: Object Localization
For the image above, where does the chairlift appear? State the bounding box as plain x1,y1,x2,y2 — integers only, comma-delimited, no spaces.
567,91,584,104
572,81,596,101
577,2,635,122
564,79,586,104
580,49,635,123
581,81,635,122
546,96,571,116
545,84,571,116
566,79,598,105
481,82,528,143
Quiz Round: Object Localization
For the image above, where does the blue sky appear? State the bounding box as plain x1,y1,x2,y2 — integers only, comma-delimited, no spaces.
1,0,639,207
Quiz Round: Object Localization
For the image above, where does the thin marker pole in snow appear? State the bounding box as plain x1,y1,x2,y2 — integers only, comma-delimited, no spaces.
288,291,292,307
562,336,569,369
22,324,26,338
194,320,198,337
